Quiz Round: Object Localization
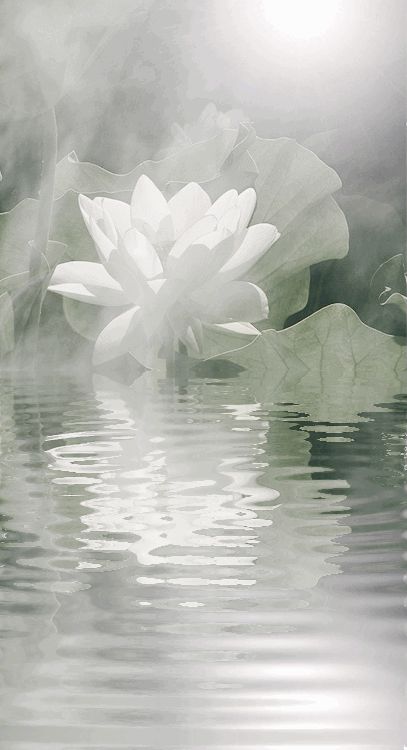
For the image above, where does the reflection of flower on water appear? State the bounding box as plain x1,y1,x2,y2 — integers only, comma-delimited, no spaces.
46,375,350,593
48,375,276,588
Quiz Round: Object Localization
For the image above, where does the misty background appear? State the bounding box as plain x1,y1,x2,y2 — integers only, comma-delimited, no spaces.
0,0,405,333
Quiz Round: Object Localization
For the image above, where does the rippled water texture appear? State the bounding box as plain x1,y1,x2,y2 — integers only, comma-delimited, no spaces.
0,372,405,749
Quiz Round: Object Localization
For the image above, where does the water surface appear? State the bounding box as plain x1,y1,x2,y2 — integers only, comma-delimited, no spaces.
0,373,405,749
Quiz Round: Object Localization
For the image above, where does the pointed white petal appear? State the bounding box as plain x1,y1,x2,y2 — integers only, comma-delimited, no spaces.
103,247,144,304
168,215,217,262
78,194,101,229
99,204,117,245
169,308,204,355
122,228,163,280
217,206,241,234
131,174,170,232
208,189,238,220
237,188,256,230
88,216,116,264
100,198,131,237
79,195,114,262
79,195,118,247
167,230,235,290
180,318,204,354
49,262,130,306
49,261,111,287
168,182,212,238
148,277,184,317
192,281,268,323
48,282,106,304
194,227,230,251
93,306,145,365
219,224,280,282
156,213,175,244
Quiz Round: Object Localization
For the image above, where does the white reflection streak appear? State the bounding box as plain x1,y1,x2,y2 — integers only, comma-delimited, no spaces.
46,380,277,586
45,379,350,591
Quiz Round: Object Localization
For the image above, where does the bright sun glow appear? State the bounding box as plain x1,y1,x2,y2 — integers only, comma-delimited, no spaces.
265,0,340,40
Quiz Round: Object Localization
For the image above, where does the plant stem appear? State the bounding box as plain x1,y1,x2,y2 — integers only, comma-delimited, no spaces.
18,107,58,368
12,108,57,370
31,108,58,276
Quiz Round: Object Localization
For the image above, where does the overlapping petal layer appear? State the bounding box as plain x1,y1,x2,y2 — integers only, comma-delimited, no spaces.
48,175,280,366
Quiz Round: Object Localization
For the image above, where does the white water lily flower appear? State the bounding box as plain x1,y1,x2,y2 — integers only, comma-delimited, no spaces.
48,175,280,367
169,103,249,152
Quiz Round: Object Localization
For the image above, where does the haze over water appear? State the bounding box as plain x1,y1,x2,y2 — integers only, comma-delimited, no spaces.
0,373,404,749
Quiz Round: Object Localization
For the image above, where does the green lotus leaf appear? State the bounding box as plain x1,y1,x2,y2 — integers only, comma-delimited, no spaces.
53,128,246,200
381,292,407,313
372,253,407,321
367,252,407,334
244,138,348,327
198,304,406,422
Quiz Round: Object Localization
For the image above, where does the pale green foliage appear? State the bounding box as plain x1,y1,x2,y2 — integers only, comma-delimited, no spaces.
199,304,407,421
382,292,407,313
0,115,404,404
372,254,407,311
49,130,348,345
246,138,348,325
54,126,256,199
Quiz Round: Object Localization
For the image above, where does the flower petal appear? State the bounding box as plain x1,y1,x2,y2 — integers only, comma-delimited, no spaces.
208,189,238,220
89,215,116,264
167,215,217,264
217,206,241,234
122,228,163,279
237,188,256,230
93,306,149,365
219,223,280,282
78,194,101,230
50,261,118,288
168,182,211,238
191,281,268,323
48,283,106,304
100,198,131,237
167,229,235,289
169,307,204,355
131,175,171,233
79,195,117,260
180,318,204,354
49,262,130,306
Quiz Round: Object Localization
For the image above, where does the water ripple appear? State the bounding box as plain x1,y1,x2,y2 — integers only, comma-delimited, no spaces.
0,375,404,748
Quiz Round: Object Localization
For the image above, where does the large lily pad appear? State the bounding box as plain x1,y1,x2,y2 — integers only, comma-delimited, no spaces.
199,304,407,422
368,253,407,335
372,253,407,316
382,292,407,314
53,126,255,200
244,138,348,327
